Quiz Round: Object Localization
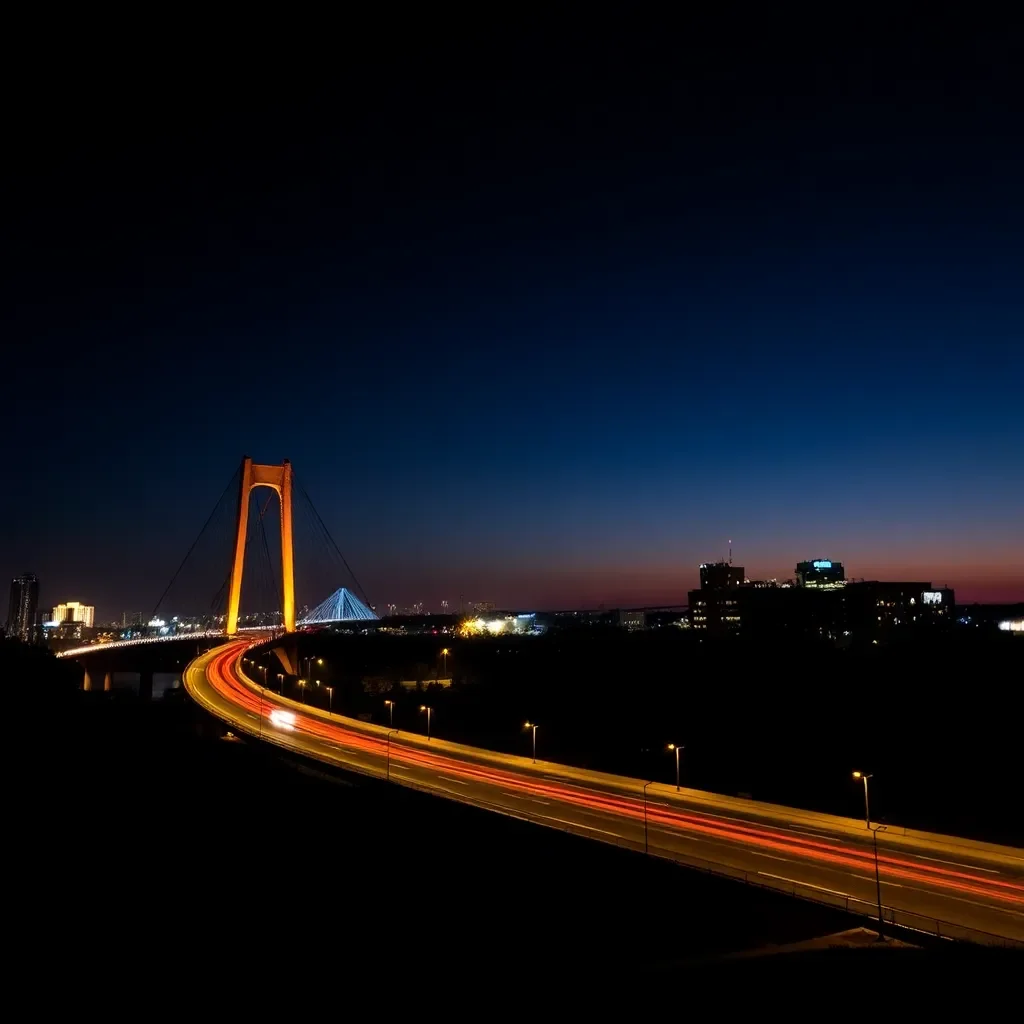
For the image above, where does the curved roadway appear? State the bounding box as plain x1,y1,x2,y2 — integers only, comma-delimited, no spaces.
185,640,1024,946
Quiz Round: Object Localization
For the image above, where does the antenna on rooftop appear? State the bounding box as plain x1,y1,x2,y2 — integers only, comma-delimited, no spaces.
729,539,733,565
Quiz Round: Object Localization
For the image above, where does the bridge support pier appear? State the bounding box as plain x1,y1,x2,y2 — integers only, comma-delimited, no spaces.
83,669,92,691
103,671,112,692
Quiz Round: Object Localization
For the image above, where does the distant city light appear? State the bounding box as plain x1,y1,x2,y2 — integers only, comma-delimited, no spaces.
812,560,833,569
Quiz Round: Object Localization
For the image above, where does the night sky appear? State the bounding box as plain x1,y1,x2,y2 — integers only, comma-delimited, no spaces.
4,19,1022,619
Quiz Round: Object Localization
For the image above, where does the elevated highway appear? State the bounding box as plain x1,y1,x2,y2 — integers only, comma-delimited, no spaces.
185,640,1024,946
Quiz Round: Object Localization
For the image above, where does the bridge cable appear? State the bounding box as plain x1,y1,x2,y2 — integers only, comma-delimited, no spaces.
295,475,370,609
293,475,373,608
256,492,280,620
246,488,272,624
151,467,241,620
203,491,284,625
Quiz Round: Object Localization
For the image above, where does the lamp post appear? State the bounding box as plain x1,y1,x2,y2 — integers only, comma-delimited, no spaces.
524,721,538,763
304,656,323,679
643,781,653,854
668,743,684,791
386,729,397,781
325,685,333,713
384,699,395,728
420,705,432,740
441,647,449,679
298,678,307,704
870,823,888,938
853,771,873,828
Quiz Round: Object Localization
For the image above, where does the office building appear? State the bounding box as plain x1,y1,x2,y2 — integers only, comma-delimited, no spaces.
6,573,39,643
689,562,744,631
795,559,846,588
699,561,744,590
53,601,95,628
844,581,954,632
618,609,647,631
688,556,954,639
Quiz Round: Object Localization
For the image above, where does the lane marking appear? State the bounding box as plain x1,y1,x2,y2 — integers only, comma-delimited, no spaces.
758,872,850,899
650,827,699,839
787,828,841,844
913,854,1001,875
497,789,550,805
880,879,1024,918
436,775,469,786
538,814,621,838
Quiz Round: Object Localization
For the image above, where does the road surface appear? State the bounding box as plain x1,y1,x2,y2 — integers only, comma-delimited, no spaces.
184,640,1024,945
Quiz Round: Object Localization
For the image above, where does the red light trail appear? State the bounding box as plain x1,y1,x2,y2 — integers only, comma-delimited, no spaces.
200,641,1023,914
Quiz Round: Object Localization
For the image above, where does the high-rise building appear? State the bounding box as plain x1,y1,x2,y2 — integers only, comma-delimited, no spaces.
6,574,39,643
53,601,95,628
795,559,846,588
699,561,745,590
689,562,745,631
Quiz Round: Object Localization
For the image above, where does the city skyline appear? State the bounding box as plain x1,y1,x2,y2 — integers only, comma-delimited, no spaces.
3,28,1022,616
7,544,1020,628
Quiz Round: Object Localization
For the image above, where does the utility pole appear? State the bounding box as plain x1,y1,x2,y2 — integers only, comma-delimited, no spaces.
643,781,653,854
871,824,888,939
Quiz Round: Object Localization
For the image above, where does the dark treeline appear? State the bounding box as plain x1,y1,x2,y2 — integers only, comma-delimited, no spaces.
292,628,1024,845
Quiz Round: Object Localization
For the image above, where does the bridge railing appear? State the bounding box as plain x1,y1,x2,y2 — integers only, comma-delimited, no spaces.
54,632,226,658
55,628,290,659
190,670,1023,952
287,743,1022,950
394,778,1024,951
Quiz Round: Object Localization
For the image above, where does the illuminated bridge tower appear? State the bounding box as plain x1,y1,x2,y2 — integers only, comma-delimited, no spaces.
226,457,296,635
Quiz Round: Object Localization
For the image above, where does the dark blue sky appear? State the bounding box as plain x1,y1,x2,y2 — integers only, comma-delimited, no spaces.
4,21,1022,618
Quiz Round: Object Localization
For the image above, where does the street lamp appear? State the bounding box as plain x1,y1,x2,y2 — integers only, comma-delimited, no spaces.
384,699,395,728
420,705,432,741
325,685,333,713
524,721,538,763
852,771,873,828
304,656,323,679
386,729,398,780
667,743,684,791
870,823,888,938
441,647,449,678
298,678,307,703
643,781,653,854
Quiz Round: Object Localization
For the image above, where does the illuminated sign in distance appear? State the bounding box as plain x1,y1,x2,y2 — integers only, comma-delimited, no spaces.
922,592,942,605
812,560,832,569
